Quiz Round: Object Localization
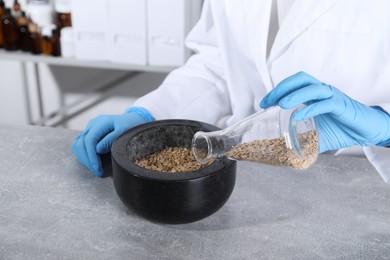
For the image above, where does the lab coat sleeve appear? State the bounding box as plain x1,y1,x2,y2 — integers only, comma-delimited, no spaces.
133,0,232,126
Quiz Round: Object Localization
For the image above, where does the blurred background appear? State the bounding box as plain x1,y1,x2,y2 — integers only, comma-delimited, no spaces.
0,0,203,129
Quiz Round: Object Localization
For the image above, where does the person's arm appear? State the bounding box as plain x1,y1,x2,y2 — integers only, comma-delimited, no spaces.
134,0,231,125
260,71,390,152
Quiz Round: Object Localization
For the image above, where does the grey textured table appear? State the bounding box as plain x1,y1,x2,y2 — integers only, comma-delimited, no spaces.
1,124,390,260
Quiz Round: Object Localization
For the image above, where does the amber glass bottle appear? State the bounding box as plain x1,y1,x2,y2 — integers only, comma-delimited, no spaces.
41,34,51,55
56,12,71,29
55,0,72,29
17,11,31,52
41,26,52,56
51,28,61,56
2,8,19,50
0,0,5,48
28,23,42,54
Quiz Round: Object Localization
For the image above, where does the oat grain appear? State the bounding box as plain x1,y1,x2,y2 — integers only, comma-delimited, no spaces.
225,130,318,169
135,147,212,172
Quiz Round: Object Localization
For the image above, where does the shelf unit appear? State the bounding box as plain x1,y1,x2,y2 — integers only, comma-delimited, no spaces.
0,50,175,72
0,49,176,127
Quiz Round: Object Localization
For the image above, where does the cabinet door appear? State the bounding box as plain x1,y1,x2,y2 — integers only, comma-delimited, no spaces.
108,0,147,65
71,0,110,61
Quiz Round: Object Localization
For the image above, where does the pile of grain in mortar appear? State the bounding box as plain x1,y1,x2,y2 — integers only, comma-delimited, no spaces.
134,147,212,172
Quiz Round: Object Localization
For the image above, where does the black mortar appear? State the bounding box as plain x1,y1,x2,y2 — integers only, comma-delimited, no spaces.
111,119,237,224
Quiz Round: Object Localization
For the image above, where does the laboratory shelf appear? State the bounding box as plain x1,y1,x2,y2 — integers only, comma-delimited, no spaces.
0,49,176,127
0,49,176,73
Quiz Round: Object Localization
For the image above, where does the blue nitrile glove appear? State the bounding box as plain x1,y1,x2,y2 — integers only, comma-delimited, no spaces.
71,107,155,177
260,72,390,152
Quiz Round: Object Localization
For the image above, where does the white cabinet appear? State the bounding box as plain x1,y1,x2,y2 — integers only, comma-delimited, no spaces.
71,0,110,61
108,0,147,65
147,0,186,66
71,0,203,66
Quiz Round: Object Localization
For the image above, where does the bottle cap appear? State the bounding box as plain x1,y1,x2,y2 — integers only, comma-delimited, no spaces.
41,24,56,37
17,11,28,25
54,4,70,13
54,0,71,13
26,3,54,27
28,22,38,33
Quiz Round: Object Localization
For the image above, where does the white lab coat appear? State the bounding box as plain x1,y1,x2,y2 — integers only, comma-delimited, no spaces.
135,0,390,181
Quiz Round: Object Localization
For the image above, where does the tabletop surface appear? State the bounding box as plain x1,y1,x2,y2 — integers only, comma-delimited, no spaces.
1,123,390,260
